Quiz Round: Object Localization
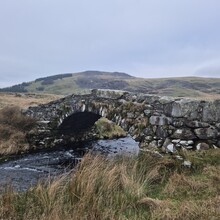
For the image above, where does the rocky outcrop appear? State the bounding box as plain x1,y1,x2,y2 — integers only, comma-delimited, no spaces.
25,89,220,151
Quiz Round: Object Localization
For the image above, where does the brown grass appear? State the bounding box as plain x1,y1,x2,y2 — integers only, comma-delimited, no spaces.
0,106,36,155
0,92,62,109
0,150,219,219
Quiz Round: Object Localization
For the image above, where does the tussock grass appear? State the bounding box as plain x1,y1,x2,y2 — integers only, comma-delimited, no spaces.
0,150,219,219
0,106,36,155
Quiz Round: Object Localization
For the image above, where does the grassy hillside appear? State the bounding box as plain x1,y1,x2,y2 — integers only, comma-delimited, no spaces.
1,71,220,98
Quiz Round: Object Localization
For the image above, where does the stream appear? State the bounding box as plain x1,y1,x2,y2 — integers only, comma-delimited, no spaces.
0,136,139,191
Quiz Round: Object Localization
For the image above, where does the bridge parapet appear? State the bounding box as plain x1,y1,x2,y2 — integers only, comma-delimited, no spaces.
25,90,220,151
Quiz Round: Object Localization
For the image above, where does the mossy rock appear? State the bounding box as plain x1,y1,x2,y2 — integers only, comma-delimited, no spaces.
94,117,126,139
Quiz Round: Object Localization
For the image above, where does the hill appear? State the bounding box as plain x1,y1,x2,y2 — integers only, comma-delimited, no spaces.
0,71,220,98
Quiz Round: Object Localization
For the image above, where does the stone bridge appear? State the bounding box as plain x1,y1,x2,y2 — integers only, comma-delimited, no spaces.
25,89,220,152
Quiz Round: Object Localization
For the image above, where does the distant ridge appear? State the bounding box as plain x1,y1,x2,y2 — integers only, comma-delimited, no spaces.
74,71,133,78
0,70,220,98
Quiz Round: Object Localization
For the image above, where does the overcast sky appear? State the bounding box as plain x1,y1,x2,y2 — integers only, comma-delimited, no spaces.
0,0,220,87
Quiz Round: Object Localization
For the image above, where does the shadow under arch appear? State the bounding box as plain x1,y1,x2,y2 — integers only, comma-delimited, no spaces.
57,112,102,135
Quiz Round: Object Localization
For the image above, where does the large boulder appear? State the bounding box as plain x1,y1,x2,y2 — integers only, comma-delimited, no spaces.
202,100,220,122
164,99,199,119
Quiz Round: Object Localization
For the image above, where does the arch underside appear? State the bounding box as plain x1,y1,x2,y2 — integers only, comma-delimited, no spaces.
58,112,101,135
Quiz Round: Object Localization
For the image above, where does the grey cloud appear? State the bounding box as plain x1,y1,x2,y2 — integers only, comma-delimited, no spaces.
0,0,220,87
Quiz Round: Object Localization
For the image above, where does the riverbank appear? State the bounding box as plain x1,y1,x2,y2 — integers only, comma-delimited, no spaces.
0,149,219,219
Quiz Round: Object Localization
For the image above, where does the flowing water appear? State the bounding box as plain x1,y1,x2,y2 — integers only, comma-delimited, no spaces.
0,136,139,191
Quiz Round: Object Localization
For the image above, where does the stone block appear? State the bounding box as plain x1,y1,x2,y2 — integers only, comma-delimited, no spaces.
194,127,218,139
196,142,210,150
185,121,210,128
149,116,171,125
171,128,196,139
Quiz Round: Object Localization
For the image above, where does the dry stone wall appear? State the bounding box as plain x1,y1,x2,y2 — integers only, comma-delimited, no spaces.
25,90,220,151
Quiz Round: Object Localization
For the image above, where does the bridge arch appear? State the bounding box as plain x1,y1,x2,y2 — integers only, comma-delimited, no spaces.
25,90,220,151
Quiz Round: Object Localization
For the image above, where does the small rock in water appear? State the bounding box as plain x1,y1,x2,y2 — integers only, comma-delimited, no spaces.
14,165,20,168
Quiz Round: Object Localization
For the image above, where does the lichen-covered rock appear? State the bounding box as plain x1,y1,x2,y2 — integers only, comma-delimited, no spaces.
202,100,220,122
164,99,199,119
194,127,218,139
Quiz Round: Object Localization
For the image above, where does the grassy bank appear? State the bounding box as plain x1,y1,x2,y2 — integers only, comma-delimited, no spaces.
0,149,219,220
